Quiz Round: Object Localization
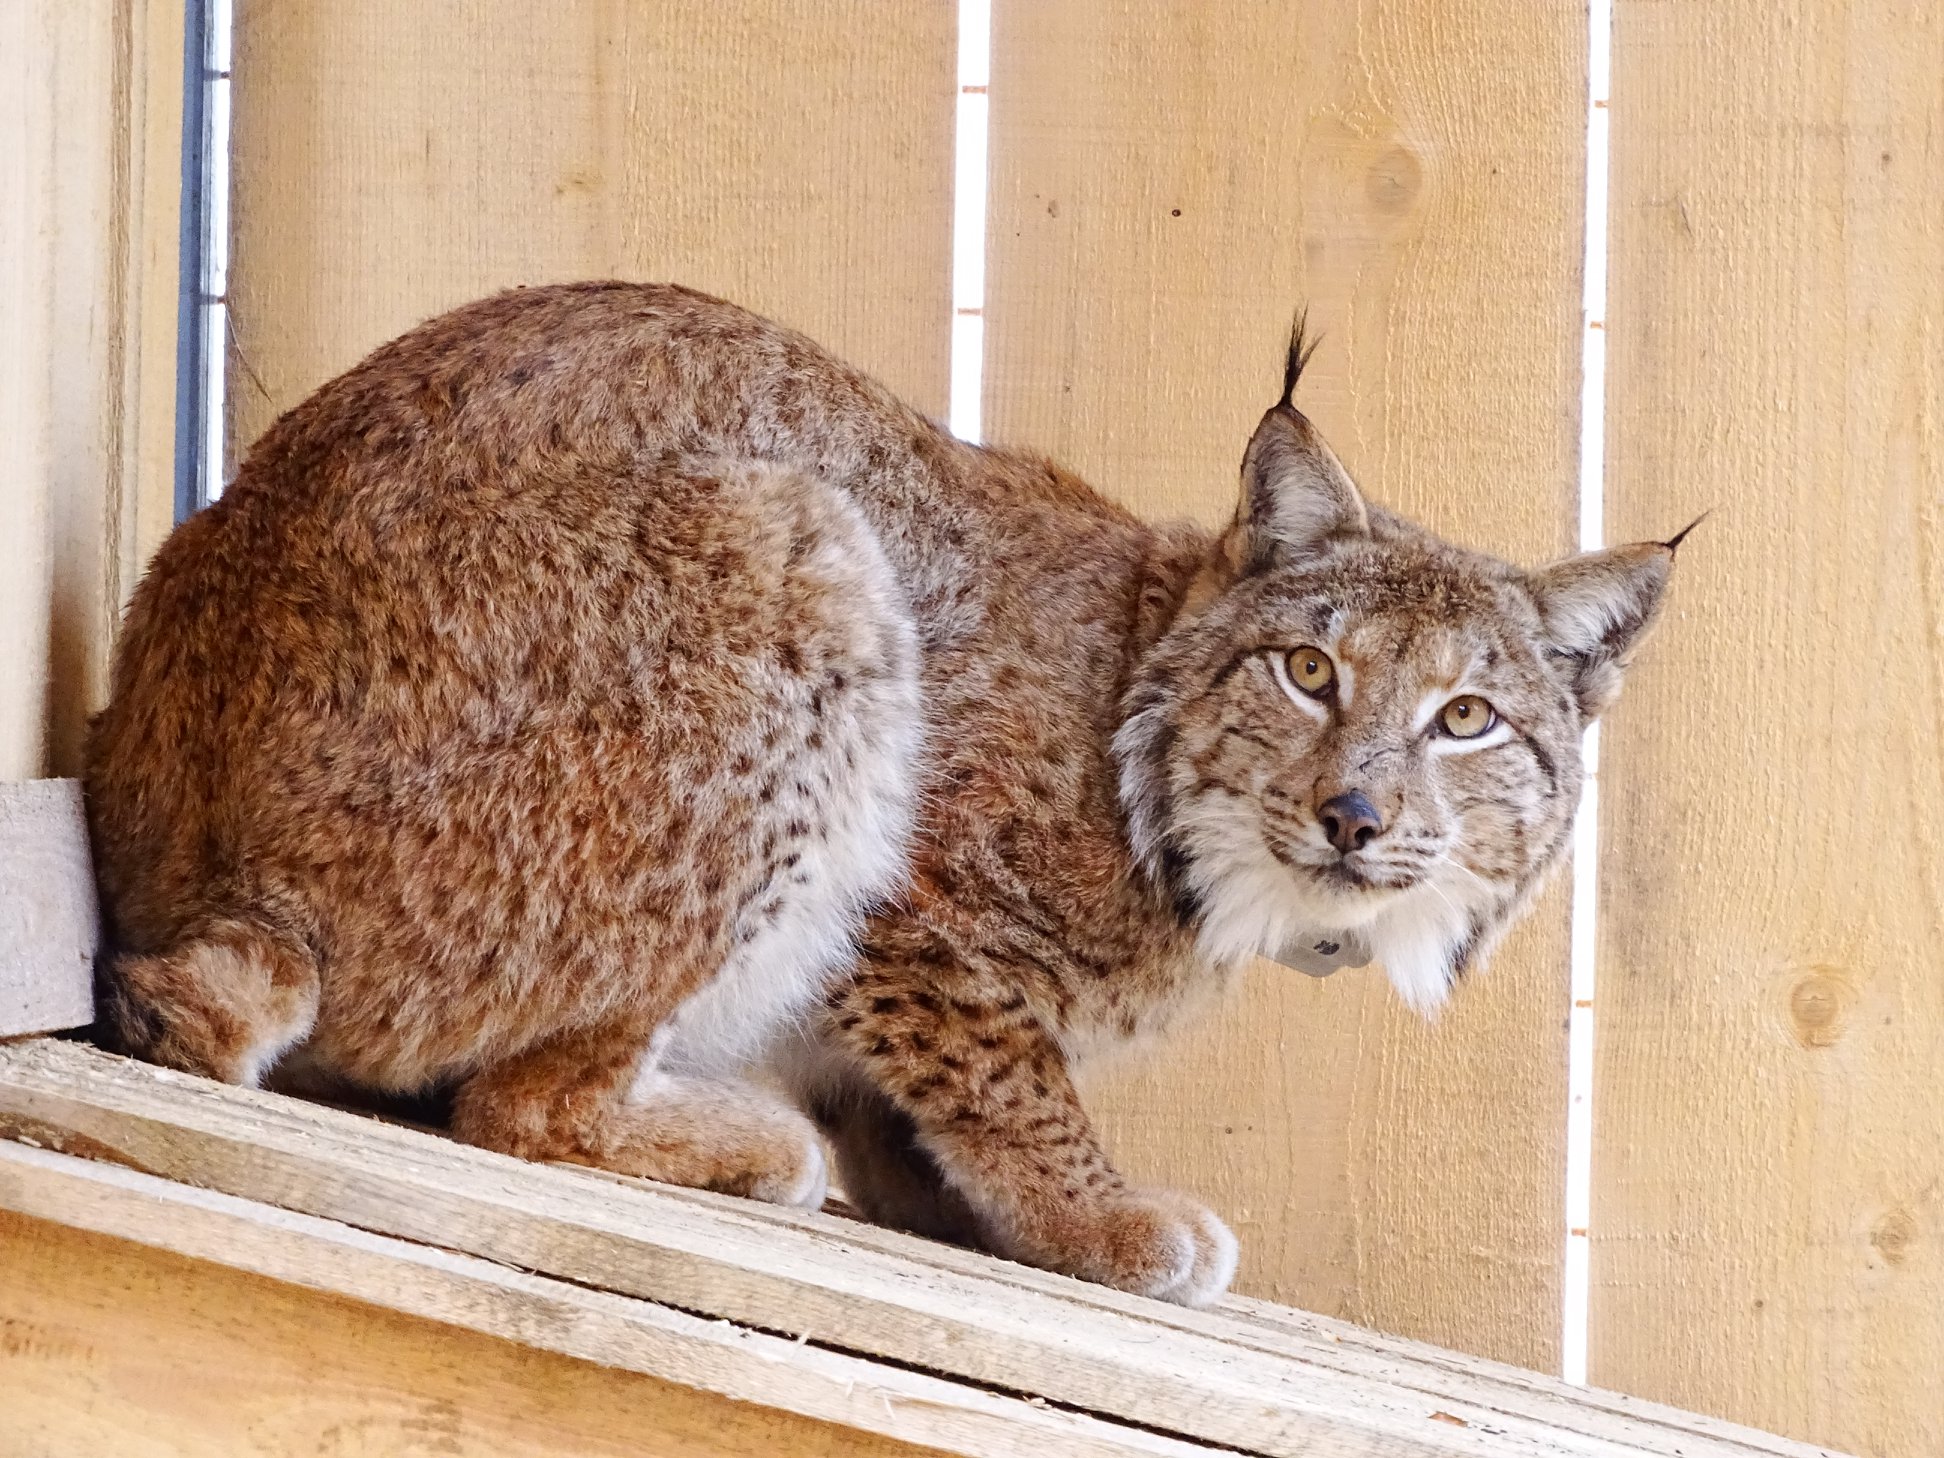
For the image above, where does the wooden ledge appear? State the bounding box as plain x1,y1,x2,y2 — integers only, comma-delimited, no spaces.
0,1039,1845,1458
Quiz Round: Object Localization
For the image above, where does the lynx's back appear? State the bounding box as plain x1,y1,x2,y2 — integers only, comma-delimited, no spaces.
90,287,936,1166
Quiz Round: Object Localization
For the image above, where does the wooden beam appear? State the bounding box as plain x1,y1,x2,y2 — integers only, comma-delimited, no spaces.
0,781,95,1036
0,1143,1212,1458
2,1209,944,1458
0,1039,1844,1458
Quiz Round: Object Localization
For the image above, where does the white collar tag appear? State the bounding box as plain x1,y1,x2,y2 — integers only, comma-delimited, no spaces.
1269,927,1374,978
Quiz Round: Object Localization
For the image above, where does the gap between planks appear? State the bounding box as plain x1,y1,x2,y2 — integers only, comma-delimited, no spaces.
0,1039,1846,1458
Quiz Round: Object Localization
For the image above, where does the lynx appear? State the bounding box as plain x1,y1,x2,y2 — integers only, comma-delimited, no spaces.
88,283,1678,1306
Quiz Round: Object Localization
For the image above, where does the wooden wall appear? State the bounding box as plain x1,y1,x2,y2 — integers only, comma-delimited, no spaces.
0,0,181,780
984,0,1586,1372
1,1211,930,1458
225,0,956,455
19,1,1926,1453
1592,2,1944,1454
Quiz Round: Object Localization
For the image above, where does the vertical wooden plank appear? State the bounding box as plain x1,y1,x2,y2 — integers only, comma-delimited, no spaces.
0,0,71,779
1595,2,1944,1453
119,0,190,574
226,0,955,462
0,0,182,780
985,2,1586,1369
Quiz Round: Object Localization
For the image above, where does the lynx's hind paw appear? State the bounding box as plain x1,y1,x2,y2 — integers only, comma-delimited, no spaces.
745,1120,830,1209
597,1078,832,1209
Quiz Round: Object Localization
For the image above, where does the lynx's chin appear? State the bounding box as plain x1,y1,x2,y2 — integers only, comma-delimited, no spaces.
1171,799,1482,1016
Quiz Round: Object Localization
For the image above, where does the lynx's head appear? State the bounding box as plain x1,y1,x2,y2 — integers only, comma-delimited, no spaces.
1118,324,1685,1013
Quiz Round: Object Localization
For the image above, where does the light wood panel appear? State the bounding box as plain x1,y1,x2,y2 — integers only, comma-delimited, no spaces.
0,1209,938,1458
0,1143,1218,1458
0,1041,1846,1458
0,0,182,779
225,0,955,462
1593,3,1944,1455
985,1,1587,1369
0,781,96,1036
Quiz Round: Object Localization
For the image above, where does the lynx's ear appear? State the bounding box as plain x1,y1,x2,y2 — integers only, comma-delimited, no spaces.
1526,532,1688,718
1227,316,1368,570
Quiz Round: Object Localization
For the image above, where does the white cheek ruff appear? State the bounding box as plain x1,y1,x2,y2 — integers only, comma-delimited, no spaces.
1268,651,1330,722
1173,775,1502,1018
1367,896,1466,1015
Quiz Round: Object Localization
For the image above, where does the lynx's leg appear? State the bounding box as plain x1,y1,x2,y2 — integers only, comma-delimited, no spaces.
825,968,1238,1305
806,1075,983,1244
100,917,320,1087
450,1019,827,1208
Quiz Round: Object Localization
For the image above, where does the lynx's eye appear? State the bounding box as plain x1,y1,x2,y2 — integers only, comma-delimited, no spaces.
1286,647,1336,697
1440,695,1498,739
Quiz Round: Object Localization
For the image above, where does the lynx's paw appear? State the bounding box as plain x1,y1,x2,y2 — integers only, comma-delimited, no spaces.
102,922,320,1088
741,1116,832,1209
1012,1187,1238,1306
600,1077,831,1210
457,1056,831,1211
563,1104,829,1208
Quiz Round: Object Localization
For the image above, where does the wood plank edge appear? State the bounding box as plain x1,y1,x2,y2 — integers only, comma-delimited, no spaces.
0,782,97,1036
0,1139,1243,1458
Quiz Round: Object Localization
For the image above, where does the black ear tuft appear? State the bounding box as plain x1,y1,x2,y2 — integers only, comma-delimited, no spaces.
1227,310,1365,568
1282,309,1321,408
1663,510,1711,555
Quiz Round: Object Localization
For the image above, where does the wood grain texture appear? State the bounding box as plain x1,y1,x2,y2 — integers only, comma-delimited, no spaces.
0,0,181,779
0,781,96,1036
1593,4,1944,1455
0,1208,938,1458
0,1040,1843,1458
0,1143,1221,1458
984,0,1587,1369
225,0,954,464
117,0,189,576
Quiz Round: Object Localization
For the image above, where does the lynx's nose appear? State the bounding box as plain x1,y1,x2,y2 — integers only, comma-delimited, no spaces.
1318,791,1384,855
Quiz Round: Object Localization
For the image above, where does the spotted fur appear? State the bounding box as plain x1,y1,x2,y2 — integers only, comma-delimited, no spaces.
87,284,1675,1306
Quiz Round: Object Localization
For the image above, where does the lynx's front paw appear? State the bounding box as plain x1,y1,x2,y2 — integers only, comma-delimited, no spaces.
1012,1187,1238,1306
